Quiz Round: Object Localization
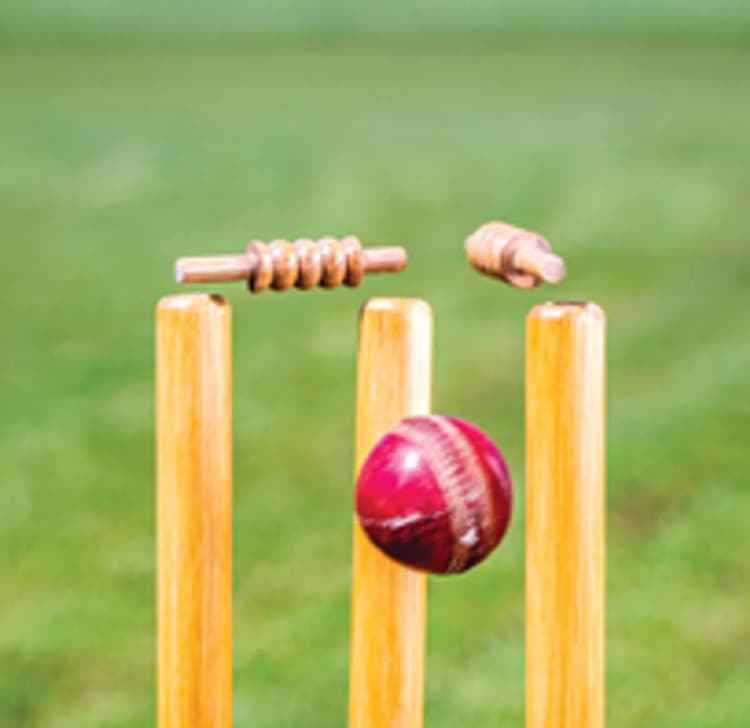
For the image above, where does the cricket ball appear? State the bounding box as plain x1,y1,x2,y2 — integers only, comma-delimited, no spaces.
355,415,512,574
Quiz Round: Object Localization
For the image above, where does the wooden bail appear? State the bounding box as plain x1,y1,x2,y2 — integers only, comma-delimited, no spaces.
156,294,232,728
175,237,407,291
349,298,433,728
526,302,606,728
465,221,566,289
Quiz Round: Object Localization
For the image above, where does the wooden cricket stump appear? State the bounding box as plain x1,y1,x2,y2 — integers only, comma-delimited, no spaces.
156,294,232,728
349,298,433,728
526,302,606,728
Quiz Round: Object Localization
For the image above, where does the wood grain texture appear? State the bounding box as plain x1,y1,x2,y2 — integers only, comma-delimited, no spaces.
156,294,232,728
349,298,433,728
526,302,606,728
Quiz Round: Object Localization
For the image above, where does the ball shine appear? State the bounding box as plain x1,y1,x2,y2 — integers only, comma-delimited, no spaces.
355,415,512,574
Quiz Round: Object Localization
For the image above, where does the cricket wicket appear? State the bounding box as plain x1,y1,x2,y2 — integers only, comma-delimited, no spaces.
155,222,606,728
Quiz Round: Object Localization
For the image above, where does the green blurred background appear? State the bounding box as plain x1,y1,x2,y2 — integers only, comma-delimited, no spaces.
1,3,748,726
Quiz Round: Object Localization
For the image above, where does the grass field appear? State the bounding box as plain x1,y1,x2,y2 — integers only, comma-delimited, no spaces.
2,1,750,44
1,22,749,728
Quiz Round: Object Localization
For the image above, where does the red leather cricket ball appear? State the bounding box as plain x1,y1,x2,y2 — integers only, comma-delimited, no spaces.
355,415,512,574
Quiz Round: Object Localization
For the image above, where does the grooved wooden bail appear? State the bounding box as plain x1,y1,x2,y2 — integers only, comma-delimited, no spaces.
465,221,566,289
175,236,407,292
